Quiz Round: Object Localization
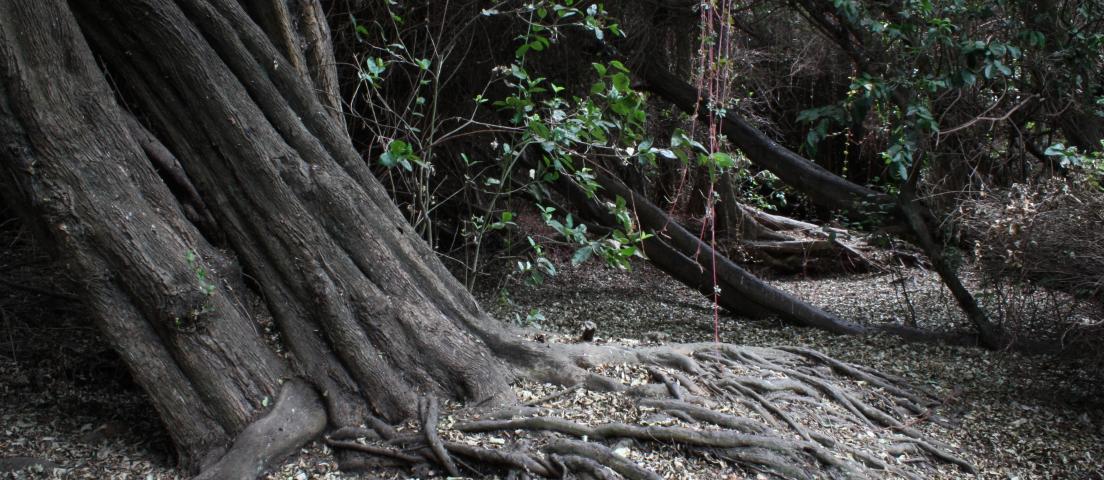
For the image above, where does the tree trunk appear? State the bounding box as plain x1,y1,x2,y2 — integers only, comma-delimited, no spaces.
635,60,898,219
0,0,540,474
552,167,867,334
635,57,1008,347
715,172,792,242
715,174,877,273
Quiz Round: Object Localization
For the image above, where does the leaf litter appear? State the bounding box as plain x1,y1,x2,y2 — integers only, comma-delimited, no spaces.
1,249,1101,479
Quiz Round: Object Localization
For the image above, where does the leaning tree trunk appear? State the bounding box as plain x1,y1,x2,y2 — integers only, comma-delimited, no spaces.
549,164,868,334
0,0,549,475
634,61,897,218
634,58,1009,349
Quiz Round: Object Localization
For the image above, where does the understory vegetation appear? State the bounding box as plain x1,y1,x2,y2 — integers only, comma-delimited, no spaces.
1,0,1102,479
340,0,1103,351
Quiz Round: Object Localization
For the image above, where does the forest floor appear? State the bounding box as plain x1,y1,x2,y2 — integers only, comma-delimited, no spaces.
1,244,1102,479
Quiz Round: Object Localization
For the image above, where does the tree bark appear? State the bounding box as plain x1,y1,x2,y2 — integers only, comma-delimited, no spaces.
1,0,543,474
0,2,299,471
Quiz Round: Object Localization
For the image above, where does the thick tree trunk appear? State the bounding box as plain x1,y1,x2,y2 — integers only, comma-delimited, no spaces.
0,2,315,472
1,0,541,474
73,0,518,417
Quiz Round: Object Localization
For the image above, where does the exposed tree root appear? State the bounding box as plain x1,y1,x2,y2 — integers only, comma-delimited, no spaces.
446,441,556,477
554,452,621,479
327,343,974,479
420,397,461,477
547,440,663,480
323,440,421,464
194,380,326,480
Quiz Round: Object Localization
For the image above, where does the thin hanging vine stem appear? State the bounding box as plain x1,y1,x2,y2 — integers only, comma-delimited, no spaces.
690,0,739,342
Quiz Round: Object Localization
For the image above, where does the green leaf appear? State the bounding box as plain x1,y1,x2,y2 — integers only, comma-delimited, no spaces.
611,72,631,92
959,69,976,86
379,139,416,170
572,244,596,266
1044,143,1066,156
709,152,735,169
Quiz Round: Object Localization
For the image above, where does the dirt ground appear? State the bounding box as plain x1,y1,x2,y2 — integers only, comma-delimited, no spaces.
1,220,1102,478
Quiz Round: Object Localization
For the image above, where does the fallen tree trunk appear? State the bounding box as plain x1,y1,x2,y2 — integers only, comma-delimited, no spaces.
633,58,1008,348
716,174,797,242
552,168,867,334
553,167,989,347
635,62,897,218
715,175,879,273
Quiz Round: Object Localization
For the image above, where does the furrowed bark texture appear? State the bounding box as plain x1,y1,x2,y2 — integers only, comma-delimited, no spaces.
73,0,518,419
1,0,531,473
0,1,291,471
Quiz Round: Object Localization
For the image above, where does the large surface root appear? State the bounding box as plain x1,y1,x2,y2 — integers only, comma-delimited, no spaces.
327,344,974,479
194,380,327,480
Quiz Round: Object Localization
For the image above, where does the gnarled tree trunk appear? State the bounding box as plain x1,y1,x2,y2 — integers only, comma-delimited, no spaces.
0,0,536,475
